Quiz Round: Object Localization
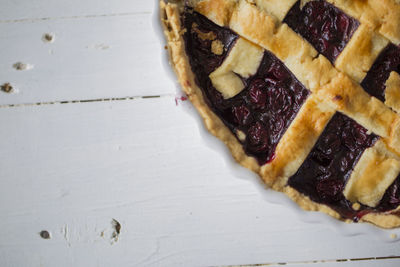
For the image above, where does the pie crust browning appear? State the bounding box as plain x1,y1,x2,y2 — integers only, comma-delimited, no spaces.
160,1,261,174
160,0,400,228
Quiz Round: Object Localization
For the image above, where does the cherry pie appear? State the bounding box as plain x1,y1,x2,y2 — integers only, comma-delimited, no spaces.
160,0,400,228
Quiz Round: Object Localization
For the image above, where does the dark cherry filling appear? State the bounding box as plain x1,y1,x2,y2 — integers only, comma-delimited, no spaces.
182,9,238,76
361,43,400,102
378,177,400,213
183,10,310,165
288,113,400,221
182,7,400,220
283,0,359,64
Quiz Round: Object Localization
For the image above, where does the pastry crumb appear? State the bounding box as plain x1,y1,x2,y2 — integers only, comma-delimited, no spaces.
1,83,13,93
13,62,33,71
236,130,246,142
192,23,216,41
42,33,55,43
352,203,361,211
390,233,397,239
211,40,224,55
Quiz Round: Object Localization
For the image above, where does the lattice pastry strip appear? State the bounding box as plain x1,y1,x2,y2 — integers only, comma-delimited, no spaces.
245,0,400,121
253,0,400,70
195,34,335,187
335,25,389,83
197,0,400,148
260,96,335,189
160,0,400,227
259,0,400,131
385,72,400,113
279,1,400,132
325,0,400,45
344,141,400,208
283,109,400,223
248,0,297,21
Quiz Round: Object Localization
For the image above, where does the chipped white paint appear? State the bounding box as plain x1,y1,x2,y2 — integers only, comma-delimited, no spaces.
0,0,153,21
0,0,172,105
0,0,399,266
42,33,56,43
1,98,400,267
86,44,111,50
12,62,34,71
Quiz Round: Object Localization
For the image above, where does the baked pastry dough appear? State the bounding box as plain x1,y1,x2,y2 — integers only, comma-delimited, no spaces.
160,0,400,228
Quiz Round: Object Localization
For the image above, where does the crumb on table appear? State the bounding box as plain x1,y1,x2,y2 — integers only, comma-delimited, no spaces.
1,83,13,93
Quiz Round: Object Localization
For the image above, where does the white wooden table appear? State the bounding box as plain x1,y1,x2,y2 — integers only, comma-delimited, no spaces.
1,1,400,266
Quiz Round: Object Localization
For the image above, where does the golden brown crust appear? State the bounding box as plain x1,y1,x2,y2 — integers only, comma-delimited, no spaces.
160,1,261,174
261,96,335,190
343,141,400,208
209,38,264,99
327,0,400,45
316,73,398,139
226,0,400,153
335,24,389,83
193,0,237,27
251,0,297,21
160,0,400,228
362,212,400,229
284,186,345,221
385,72,400,113
285,186,400,229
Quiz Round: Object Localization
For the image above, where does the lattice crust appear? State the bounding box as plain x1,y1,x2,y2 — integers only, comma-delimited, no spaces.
261,95,334,189
198,0,400,141
335,24,389,83
160,1,261,175
325,0,400,44
343,141,400,208
386,72,400,113
160,0,400,228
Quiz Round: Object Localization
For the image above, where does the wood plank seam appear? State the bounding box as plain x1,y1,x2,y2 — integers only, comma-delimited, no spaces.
226,255,400,266
0,12,150,24
0,94,176,109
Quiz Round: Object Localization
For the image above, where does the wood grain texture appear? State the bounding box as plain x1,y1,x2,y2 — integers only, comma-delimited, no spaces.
0,12,174,105
275,259,400,267
0,0,152,21
0,98,399,267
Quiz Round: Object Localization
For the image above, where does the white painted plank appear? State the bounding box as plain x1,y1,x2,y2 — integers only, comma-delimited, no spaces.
0,12,175,105
0,97,399,267
0,0,153,21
